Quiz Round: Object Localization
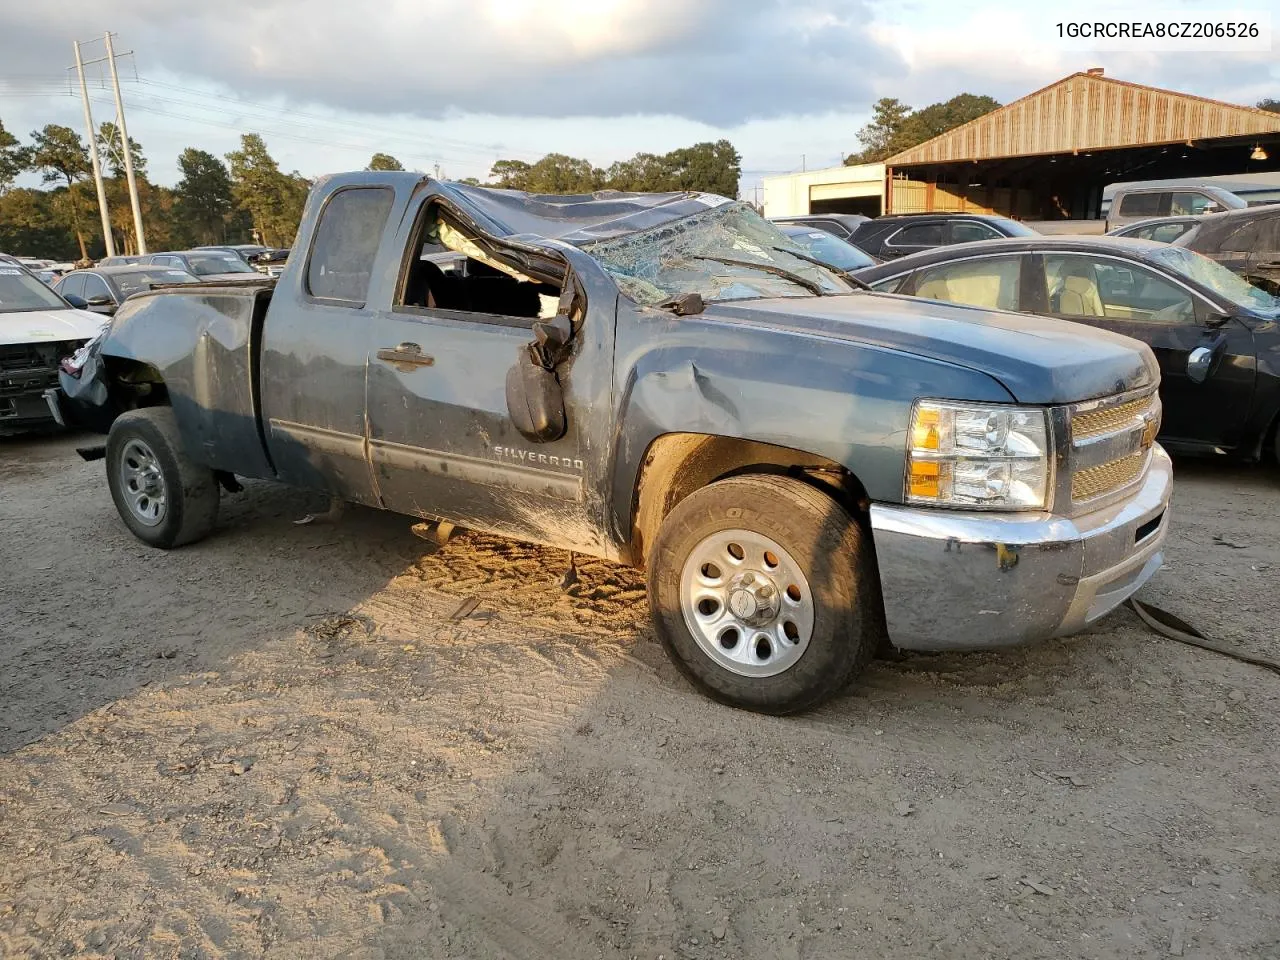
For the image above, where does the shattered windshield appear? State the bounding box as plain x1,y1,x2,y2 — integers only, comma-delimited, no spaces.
1149,245,1280,316
580,201,856,306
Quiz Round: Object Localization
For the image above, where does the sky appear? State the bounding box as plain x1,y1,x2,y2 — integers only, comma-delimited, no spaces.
1,0,1277,199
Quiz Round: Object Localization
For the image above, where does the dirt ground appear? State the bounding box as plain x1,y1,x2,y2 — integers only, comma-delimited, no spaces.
1,431,1278,960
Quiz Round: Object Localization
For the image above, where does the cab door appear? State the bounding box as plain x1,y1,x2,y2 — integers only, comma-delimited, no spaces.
1034,252,1256,449
363,193,619,556
259,180,407,504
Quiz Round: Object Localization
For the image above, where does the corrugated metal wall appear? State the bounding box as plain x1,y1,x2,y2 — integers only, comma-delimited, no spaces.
888,73,1280,165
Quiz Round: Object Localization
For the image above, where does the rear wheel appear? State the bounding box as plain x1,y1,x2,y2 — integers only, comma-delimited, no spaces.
647,475,883,714
106,407,220,548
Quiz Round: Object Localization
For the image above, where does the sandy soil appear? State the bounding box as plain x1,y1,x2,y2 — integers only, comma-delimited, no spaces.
1,432,1278,960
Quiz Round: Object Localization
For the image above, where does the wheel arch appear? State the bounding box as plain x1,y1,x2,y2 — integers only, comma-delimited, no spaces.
626,432,871,566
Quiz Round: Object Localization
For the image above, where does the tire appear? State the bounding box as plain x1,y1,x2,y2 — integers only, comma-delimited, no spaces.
646,474,884,714
106,407,220,548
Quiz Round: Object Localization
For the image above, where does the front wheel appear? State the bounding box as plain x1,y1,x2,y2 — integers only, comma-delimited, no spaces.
106,407,220,548
647,475,883,714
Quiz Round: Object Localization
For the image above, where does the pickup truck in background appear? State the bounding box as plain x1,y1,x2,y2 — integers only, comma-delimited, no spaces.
57,173,1172,713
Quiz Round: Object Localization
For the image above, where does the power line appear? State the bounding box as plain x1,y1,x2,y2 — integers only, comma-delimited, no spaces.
131,78,547,160
84,95,486,173
2,71,547,163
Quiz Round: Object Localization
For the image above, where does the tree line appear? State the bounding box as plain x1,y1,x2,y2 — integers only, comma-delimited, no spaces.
0,118,742,261
483,140,741,198
0,120,315,260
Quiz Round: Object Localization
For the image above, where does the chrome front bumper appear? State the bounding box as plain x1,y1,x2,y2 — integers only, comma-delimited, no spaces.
869,444,1172,651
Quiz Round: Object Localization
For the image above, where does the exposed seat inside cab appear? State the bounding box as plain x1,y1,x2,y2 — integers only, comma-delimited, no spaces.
404,258,466,310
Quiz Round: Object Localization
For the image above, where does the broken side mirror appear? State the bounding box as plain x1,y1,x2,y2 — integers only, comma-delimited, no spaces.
506,345,567,443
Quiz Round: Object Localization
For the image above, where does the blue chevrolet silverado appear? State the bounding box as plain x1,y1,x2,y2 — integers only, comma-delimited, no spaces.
56,173,1171,713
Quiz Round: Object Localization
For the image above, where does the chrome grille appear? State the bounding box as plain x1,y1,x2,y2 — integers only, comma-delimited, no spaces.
1072,396,1150,441
1072,452,1146,501
1066,389,1160,508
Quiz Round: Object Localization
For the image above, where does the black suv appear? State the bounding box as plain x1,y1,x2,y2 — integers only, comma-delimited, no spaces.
769,213,868,242
849,213,1038,260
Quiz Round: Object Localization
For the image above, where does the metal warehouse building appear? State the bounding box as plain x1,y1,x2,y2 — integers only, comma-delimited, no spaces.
764,69,1280,221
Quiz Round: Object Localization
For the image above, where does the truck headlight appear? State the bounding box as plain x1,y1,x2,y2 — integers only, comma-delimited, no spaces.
905,400,1051,510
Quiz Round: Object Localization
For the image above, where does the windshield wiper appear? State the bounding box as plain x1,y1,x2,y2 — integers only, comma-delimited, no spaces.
772,246,871,291
691,255,827,296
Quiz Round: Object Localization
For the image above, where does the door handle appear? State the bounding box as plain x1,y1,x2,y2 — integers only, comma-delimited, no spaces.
376,342,434,372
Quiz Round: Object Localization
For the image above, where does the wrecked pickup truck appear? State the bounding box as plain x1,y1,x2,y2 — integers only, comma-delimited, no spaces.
57,173,1172,713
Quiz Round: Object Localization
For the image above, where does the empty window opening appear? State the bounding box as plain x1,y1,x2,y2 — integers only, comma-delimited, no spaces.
399,205,564,325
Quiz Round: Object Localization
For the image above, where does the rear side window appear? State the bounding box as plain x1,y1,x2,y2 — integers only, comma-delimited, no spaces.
58,273,86,299
82,274,113,301
949,221,1000,244
912,256,1021,311
307,187,395,304
1221,221,1261,253
1118,193,1163,217
1254,215,1280,256
869,275,907,293
891,223,943,246
1171,192,1228,216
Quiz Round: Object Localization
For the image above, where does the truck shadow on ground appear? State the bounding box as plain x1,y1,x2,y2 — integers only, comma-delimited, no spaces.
3,436,1278,958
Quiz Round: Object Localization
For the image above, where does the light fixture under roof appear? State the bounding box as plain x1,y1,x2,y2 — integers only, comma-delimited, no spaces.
1251,144,1269,161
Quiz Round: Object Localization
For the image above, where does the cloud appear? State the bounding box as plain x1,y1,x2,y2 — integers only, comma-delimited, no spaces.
4,0,900,127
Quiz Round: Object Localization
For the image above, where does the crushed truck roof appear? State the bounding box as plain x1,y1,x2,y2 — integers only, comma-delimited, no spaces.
435,181,737,245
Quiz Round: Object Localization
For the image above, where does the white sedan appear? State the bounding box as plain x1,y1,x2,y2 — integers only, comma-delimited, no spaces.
0,266,106,434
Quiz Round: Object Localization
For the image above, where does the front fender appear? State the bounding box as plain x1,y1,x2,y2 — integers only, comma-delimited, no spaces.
608,304,1016,541
89,284,276,479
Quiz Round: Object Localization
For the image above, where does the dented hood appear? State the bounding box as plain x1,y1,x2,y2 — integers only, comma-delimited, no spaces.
0,308,105,347
706,292,1158,405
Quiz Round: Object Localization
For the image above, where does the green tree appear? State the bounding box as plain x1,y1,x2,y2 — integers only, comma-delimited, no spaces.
174,148,234,246
28,124,93,259
489,141,742,198
603,152,670,192
489,158,533,189
1259,98,1280,113
846,97,913,164
898,94,1001,146
0,118,29,194
521,153,601,194
657,140,741,197
226,134,307,247
846,94,1001,164
96,122,147,179
367,152,404,171
0,187,78,259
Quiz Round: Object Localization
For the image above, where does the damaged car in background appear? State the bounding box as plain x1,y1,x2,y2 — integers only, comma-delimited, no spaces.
57,173,1171,714
0,265,104,434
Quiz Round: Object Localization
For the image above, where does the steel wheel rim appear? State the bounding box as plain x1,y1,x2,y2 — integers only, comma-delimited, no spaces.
119,438,167,527
678,528,815,678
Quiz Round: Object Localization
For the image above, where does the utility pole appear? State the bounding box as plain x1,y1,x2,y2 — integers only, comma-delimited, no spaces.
73,40,116,258
104,32,146,254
